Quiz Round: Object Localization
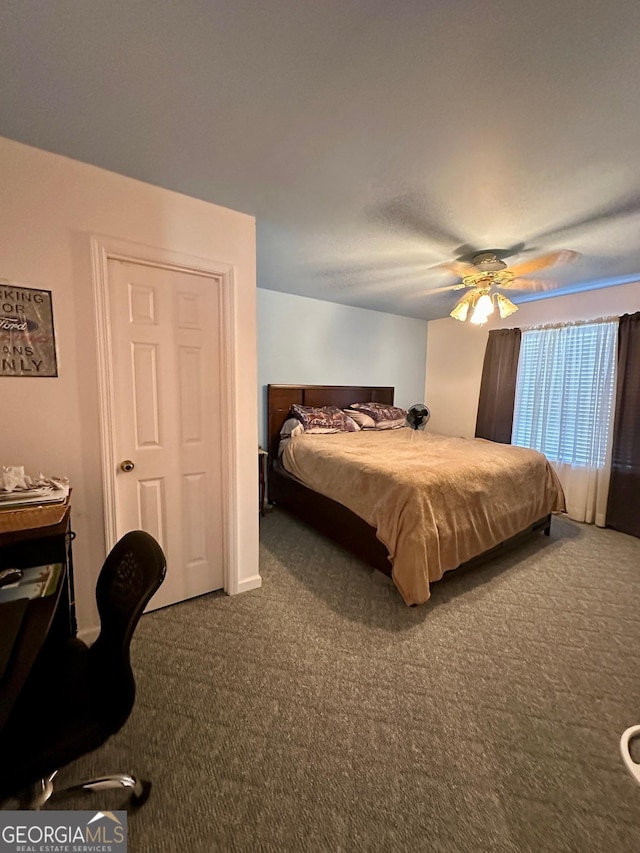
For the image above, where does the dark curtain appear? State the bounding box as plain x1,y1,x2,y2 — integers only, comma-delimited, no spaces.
475,328,522,444
606,312,640,537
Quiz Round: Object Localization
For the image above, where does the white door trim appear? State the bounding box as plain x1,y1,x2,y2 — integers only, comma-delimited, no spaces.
90,235,239,595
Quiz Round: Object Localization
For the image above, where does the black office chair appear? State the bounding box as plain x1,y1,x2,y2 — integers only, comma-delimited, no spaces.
0,530,166,809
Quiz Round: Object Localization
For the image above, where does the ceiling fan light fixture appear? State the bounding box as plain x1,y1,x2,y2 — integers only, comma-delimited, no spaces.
495,292,518,319
452,289,494,325
449,290,475,321
476,292,494,317
450,301,469,322
469,304,491,325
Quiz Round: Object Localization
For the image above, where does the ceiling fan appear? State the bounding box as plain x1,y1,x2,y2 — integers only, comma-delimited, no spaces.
437,248,579,324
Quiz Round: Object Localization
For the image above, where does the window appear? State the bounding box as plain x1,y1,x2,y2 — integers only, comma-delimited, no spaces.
512,321,618,467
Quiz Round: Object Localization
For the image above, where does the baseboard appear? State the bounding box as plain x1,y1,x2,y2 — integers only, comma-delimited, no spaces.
234,574,262,595
78,576,262,640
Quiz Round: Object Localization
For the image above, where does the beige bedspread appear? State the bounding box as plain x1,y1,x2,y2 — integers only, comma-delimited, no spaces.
282,429,565,605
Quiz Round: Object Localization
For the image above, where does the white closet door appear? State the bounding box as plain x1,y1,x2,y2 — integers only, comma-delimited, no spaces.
108,258,224,610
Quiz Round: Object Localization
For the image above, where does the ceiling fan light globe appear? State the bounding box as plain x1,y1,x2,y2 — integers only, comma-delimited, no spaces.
450,301,470,321
495,292,518,319
476,293,494,316
450,289,477,321
470,307,490,325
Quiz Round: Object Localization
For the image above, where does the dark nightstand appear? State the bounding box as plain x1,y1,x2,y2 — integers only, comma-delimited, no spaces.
258,448,268,516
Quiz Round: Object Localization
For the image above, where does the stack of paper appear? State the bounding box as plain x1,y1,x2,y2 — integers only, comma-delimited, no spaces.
0,484,70,510
0,466,69,510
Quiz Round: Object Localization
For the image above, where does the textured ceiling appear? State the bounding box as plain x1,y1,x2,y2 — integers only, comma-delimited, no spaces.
2,0,640,319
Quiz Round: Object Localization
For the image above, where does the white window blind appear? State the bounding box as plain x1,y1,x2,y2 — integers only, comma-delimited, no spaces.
512,321,618,467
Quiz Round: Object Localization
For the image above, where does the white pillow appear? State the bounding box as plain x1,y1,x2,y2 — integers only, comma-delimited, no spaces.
278,418,305,459
375,418,406,430
280,417,305,439
346,410,376,429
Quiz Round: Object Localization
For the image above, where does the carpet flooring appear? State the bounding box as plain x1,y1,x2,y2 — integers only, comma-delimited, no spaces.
41,511,640,851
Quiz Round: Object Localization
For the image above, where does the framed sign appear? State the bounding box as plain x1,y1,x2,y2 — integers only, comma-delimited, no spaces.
0,283,58,377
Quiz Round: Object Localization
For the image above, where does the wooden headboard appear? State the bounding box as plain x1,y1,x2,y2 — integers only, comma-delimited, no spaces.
267,384,394,465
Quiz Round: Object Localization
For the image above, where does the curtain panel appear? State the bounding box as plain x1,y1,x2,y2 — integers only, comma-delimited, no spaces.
606,312,640,538
475,328,521,444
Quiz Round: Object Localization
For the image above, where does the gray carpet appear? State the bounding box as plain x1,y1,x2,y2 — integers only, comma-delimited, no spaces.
51,511,640,852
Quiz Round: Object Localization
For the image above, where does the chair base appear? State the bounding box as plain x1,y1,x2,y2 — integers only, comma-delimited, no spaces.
14,771,151,810
620,725,640,786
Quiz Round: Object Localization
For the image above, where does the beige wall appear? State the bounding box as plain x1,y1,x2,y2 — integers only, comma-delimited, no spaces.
425,318,487,437
0,137,259,634
425,281,640,437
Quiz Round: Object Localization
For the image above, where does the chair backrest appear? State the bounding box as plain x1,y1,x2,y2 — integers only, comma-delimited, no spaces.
89,530,166,732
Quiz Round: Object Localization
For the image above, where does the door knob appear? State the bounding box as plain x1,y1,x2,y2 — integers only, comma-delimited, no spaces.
120,460,135,472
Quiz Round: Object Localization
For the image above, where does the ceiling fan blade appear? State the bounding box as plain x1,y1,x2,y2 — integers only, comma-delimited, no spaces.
433,261,481,279
368,193,467,249
507,278,560,293
408,282,468,299
530,191,640,243
430,283,469,294
316,259,430,278
507,250,578,278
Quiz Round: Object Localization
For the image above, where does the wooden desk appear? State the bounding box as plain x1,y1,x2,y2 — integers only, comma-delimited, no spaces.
0,565,67,730
0,500,76,730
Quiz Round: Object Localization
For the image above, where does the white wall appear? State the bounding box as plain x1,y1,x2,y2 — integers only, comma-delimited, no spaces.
0,136,259,634
425,281,640,437
257,289,427,445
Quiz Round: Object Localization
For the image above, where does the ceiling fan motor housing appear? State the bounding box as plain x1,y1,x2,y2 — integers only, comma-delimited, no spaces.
471,251,507,271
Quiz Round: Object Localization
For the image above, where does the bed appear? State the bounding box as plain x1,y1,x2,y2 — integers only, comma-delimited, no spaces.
267,384,565,605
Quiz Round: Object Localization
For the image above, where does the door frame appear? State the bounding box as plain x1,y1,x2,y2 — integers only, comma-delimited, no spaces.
90,234,239,595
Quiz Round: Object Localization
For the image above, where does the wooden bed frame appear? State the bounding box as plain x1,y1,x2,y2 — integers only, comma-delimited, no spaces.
267,384,551,585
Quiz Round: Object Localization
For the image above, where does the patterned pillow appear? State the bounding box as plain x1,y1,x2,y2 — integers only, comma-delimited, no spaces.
290,404,360,433
349,402,407,425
